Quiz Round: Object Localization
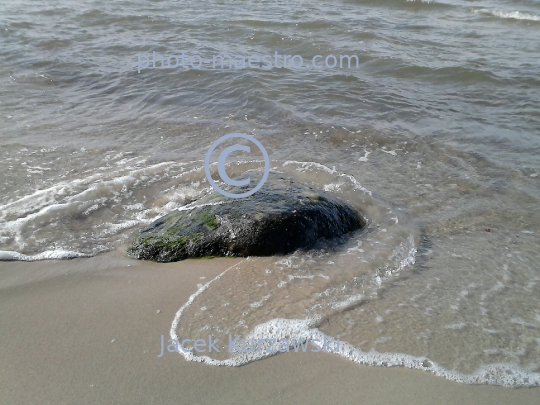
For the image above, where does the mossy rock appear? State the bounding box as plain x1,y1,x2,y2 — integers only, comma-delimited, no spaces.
127,173,366,262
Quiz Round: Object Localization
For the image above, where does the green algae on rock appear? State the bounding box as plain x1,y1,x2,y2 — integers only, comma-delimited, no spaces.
127,174,366,262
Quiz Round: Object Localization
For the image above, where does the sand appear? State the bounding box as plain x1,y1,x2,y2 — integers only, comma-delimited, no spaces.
1,251,538,405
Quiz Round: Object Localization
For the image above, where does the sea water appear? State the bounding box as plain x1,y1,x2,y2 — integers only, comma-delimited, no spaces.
0,0,539,387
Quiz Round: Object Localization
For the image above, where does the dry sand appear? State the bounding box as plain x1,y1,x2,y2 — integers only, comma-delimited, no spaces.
1,251,538,405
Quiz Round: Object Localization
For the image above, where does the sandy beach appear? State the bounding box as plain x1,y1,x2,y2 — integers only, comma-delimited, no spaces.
1,252,538,405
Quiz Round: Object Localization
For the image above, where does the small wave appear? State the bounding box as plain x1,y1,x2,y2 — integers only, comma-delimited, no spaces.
474,9,540,22
283,160,372,196
0,160,206,255
171,265,540,387
0,250,91,261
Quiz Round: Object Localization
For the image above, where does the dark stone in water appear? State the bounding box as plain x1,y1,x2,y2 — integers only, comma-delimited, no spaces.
127,173,366,262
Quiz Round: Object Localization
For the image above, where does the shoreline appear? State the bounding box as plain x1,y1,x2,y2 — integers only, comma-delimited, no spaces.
1,251,539,404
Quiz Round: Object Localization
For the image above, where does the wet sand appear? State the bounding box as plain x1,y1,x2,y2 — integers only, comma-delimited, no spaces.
1,252,538,405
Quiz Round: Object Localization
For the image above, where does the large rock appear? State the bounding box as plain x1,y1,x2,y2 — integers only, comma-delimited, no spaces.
127,173,366,262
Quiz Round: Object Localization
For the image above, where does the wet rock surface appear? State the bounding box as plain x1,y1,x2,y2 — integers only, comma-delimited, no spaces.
128,173,366,262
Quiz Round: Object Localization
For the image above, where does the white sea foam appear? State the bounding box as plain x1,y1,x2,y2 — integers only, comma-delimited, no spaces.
0,161,179,225
474,9,540,21
358,150,371,162
381,147,401,156
0,160,208,259
283,161,372,196
0,250,91,261
171,268,540,387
